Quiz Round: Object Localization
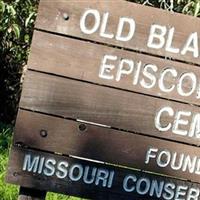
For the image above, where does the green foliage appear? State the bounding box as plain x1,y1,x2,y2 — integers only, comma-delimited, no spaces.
0,124,17,200
180,0,200,16
131,0,200,16
47,193,83,200
0,123,12,152
0,0,38,64
0,0,38,123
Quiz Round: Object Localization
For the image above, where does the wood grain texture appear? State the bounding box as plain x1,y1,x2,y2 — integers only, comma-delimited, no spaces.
36,0,200,65
28,31,200,106
7,146,200,199
12,110,200,182
19,70,200,146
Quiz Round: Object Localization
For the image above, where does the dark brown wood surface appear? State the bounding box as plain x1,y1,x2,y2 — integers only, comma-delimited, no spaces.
36,0,200,65
28,31,200,106
18,187,46,200
19,70,200,146
12,110,200,183
7,146,200,200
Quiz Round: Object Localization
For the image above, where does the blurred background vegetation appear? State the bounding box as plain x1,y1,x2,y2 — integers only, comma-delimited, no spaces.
0,0,38,124
0,0,200,199
134,0,200,15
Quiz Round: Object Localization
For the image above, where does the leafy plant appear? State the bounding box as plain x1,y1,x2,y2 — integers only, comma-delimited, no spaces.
0,0,39,124
131,0,200,16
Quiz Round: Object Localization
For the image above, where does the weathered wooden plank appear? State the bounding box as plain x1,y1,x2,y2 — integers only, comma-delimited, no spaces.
20,70,200,146
36,0,200,65
28,30,200,106
13,110,200,183
6,146,200,199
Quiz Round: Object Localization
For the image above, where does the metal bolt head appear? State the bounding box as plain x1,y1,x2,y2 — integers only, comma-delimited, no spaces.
63,13,69,20
13,172,19,177
40,130,48,137
78,123,87,132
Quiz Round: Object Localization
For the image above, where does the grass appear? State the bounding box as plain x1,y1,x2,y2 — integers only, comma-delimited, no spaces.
0,123,83,200
0,123,17,200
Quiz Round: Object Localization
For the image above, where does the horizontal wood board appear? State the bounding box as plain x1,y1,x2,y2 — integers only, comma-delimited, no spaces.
12,110,200,183
6,146,200,200
28,30,200,106
36,0,200,65
14,111,200,182
19,70,200,146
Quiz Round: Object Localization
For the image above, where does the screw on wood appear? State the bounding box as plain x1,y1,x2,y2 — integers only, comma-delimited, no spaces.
63,13,69,20
40,130,48,138
78,123,87,132
13,172,19,177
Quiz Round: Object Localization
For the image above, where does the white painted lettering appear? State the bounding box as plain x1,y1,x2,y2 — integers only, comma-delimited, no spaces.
116,59,134,81
123,174,137,192
43,158,56,176
155,106,174,132
163,182,175,200
157,150,171,168
171,153,184,171
175,185,188,200
132,61,142,85
140,64,158,88
100,12,114,39
145,147,158,164
182,155,197,173
147,24,167,49
23,154,40,173
38,157,45,174
181,32,199,58
172,111,191,136
187,188,200,200
177,73,197,97
69,164,83,181
149,180,164,198
116,17,135,41
56,161,68,179
83,166,97,184
80,9,100,34
99,55,117,80
95,168,109,187
107,171,115,188
159,68,177,93
189,114,200,138
165,27,180,54
136,178,150,195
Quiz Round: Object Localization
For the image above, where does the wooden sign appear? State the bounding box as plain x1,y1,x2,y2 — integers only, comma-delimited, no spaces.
36,0,200,65
6,0,200,199
7,146,200,200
